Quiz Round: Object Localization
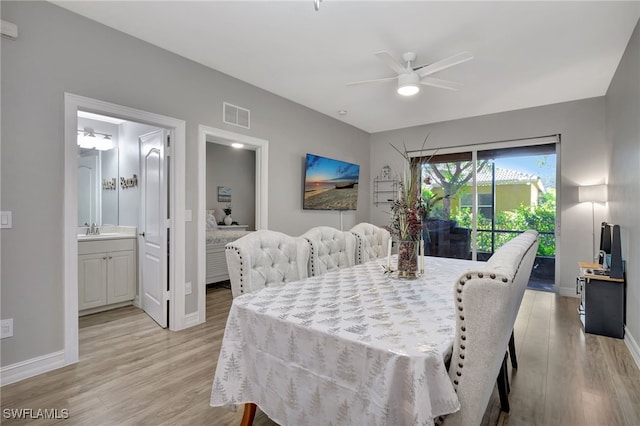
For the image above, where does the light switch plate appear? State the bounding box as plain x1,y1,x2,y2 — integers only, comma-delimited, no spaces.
1,319,13,339
0,211,12,228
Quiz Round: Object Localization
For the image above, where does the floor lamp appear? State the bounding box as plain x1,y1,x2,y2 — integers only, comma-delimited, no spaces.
578,184,608,261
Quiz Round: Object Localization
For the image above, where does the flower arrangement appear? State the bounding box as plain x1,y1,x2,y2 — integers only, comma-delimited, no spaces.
386,138,429,242
384,135,437,278
223,205,232,216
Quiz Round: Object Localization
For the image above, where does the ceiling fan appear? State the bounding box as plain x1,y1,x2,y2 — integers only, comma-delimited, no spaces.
347,51,473,96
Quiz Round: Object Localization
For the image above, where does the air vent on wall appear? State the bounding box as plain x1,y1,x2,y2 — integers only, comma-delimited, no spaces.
223,102,250,129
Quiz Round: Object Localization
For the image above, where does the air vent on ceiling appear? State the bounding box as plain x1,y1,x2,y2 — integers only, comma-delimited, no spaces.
223,102,250,129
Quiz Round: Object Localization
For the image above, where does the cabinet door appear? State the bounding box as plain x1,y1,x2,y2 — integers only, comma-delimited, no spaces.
78,253,107,310
207,245,229,283
107,250,136,304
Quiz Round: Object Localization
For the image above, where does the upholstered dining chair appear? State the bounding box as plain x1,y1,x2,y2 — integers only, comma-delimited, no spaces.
301,226,356,276
350,222,391,264
225,230,310,298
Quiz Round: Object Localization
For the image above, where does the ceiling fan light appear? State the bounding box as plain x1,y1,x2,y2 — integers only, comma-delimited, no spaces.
397,73,420,96
397,84,420,96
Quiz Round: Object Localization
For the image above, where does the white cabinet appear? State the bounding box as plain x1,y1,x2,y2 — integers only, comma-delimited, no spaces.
206,243,229,284
78,238,136,313
217,224,249,231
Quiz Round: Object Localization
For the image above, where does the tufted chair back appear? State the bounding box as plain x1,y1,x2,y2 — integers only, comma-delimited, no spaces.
225,230,310,298
441,230,538,426
301,226,356,276
350,222,391,264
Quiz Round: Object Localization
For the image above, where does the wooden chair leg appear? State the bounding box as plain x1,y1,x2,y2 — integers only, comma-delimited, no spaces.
509,330,518,369
240,403,257,426
496,355,510,413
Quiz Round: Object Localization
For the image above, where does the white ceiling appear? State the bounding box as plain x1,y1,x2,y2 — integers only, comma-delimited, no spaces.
52,1,640,133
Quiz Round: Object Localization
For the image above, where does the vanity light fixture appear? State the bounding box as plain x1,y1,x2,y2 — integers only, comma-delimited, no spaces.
231,142,244,149
77,127,114,151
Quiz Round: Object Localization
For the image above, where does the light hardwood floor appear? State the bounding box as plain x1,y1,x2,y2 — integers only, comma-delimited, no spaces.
1,288,639,425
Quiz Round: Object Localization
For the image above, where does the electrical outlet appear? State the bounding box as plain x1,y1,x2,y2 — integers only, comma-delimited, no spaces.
1,318,13,338
185,282,192,295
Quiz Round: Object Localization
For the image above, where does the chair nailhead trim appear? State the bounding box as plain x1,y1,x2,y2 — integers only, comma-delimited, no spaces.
454,276,468,394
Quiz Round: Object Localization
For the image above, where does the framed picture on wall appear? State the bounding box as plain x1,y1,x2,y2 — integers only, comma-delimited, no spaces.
217,186,231,202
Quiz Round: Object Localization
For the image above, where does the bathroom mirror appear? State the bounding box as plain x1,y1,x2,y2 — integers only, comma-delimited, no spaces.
77,111,158,228
77,113,121,227
77,146,119,226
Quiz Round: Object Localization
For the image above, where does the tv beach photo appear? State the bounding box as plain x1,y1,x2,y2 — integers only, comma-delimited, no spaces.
303,153,360,210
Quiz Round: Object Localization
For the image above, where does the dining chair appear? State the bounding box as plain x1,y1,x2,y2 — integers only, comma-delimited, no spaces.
225,230,310,298
301,226,356,276
350,222,391,264
440,230,539,425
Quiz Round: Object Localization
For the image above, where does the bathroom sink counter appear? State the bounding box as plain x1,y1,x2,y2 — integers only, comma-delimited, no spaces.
77,233,136,241
77,225,137,241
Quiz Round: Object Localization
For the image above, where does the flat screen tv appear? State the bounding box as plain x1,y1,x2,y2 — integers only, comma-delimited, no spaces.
303,153,360,210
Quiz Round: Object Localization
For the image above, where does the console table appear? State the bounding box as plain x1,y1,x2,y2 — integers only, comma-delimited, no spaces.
577,262,626,338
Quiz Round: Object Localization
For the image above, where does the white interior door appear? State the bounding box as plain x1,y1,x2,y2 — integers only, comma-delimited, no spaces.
139,130,169,327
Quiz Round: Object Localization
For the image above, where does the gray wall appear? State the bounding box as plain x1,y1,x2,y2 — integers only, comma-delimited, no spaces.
206,143,256,229
606,20,639,347
369,97,609,297
0,1,369,367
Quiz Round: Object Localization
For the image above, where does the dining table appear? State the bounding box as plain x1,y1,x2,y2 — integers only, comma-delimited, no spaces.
210,255,481,426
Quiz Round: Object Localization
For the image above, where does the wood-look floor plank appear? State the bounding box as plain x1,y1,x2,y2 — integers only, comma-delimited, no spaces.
543,295,588,425
503,291,551,426
2,288,639,426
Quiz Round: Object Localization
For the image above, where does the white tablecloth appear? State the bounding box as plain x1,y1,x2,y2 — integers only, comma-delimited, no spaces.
210,256,481,426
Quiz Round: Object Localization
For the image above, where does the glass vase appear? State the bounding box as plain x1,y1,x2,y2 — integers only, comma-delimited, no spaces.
397,240,419,279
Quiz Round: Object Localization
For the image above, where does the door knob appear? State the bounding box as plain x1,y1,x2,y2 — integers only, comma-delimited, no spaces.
139,232,145,237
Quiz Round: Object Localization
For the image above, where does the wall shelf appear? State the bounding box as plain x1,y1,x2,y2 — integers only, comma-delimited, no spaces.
373,177,398,207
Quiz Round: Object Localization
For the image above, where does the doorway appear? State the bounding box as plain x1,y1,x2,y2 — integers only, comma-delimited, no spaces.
196,125,268,323
64,93,186,366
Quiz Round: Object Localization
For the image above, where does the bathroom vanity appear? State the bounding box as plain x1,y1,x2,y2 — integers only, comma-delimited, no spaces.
78,229,137,315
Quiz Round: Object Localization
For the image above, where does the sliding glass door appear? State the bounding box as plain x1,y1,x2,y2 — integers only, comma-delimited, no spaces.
420,152,475,260
418,140,557,290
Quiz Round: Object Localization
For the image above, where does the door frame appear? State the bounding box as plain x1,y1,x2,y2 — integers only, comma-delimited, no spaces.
197,125,268,323
64,93,186,366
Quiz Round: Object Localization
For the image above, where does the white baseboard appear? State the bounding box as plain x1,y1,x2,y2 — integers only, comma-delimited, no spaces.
182,311,203,329
0,350,66,387
557,285,579,298
625,327,640,370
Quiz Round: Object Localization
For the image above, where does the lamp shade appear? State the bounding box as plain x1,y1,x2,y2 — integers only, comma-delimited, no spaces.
578,184,608,203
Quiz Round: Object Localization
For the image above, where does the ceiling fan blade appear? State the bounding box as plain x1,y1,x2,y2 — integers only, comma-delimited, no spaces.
346,76,398,86
417,51,473,77
374,51,407,75
419,77,463,91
